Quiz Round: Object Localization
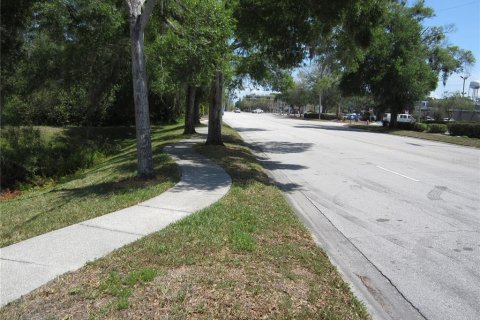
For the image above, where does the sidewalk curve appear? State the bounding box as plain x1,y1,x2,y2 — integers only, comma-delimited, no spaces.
0,132,232,306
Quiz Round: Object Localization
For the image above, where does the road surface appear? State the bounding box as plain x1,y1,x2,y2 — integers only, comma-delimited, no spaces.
223,112,480,320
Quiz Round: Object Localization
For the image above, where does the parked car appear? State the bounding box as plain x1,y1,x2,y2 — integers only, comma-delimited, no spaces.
383,113,416,126
344,113,358,121
234,108,241,113
252,108,264,113
425,115,434,122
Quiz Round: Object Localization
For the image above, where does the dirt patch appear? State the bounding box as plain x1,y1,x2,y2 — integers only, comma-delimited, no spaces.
0,190,22,201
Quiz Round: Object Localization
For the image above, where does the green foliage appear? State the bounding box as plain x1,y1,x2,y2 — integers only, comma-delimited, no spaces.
2,0,132,127
303,112,338,120
0,126,129,190
340,2,473,118
423,25,475,85
320,113,338,120
282,80,316,108
304,112,320,119
231,0,386,69
428,123,447,134
147,0,232,92
428,94,476,121
414,122,428,132
1,127,45,188
396,122,415,130
124,268,158,286
448,122,480,138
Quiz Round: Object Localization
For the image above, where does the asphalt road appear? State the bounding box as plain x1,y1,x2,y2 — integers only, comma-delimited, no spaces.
223,112,480,320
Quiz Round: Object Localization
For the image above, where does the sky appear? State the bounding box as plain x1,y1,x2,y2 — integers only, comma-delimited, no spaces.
420,0,480,98
235,0,480,101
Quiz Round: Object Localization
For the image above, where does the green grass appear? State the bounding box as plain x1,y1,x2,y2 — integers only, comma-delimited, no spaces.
1,125,370,319
0,124,185,247
350,124,480,148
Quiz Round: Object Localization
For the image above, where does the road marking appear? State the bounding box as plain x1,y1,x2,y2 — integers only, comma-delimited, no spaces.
376,166,420,182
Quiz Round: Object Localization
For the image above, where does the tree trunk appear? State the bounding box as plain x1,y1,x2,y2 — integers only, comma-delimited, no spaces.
184,85,196,134
127,0,156,179
206,71,224,145
390,111,398,128
318,93,323,119
194,87,202,125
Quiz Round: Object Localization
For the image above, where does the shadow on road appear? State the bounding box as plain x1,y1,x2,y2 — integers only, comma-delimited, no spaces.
259,160,307,171
236,127,270,132
274,181,305,192
251,141,313,154
293,125,354,132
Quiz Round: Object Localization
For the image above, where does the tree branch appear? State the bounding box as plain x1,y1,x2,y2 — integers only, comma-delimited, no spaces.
140,0,157,29
124,0,133,15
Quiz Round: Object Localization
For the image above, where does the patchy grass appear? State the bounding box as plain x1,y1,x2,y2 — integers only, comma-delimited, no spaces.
0,124,185,247
1,125,369,319
350,124,480,148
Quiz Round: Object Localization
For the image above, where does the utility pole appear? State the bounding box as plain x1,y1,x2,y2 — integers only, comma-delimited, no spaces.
461,75,469,96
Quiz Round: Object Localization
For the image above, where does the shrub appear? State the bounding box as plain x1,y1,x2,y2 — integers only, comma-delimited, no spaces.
396,122,415,130
320,113,338,120
428,123,447,134
414,123,428,132
0,126,125,190
448,122,480,138
0,127,45,188
303,112,337,120
303,112,319,119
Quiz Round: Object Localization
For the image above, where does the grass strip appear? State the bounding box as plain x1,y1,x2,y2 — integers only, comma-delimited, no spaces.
0,124,184,247
350,124,480,148
1,125,369,319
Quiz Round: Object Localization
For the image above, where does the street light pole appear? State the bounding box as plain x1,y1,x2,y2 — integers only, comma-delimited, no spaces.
460,75,469,96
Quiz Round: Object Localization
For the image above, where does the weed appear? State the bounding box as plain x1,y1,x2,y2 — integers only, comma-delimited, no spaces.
124,268,157,286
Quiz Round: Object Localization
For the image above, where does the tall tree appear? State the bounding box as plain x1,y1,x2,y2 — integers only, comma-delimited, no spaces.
229,0,387,120
125,0,156,178
146,0,232,137
340,1,474,127
206,71,225,145
1,0,131,126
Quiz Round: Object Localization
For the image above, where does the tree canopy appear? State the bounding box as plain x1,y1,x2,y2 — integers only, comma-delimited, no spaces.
339,0,475,126
1,0,476,176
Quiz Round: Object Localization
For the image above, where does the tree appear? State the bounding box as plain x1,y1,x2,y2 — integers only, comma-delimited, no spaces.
229,0,387,120
145,0,232,137
0,0,36,97
125,0,157,179
1,0,132,127
340,1,475,128
422,25,475,86
281,78,315,113
206,72,224,145
300,63,339,115
230,0,387,69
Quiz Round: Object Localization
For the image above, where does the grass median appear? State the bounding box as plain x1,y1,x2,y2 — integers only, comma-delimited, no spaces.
349,124,480,148
0,125,369,319
0,124,184,247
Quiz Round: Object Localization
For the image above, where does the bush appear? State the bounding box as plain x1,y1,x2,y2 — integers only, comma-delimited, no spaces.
448,122,480,138
414,123,428,132
428,123,447,134
396,122,415,130
1,127,46,188
0,126,125,190
320,113,338,120
303,112,319,119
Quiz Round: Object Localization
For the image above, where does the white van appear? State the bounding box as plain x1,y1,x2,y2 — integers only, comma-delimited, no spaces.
383,113,415,126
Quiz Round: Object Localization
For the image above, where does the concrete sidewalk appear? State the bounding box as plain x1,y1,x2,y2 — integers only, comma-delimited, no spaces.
0,132,232,306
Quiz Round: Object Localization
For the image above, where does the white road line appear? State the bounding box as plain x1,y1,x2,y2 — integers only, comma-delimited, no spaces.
376,166,420,182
